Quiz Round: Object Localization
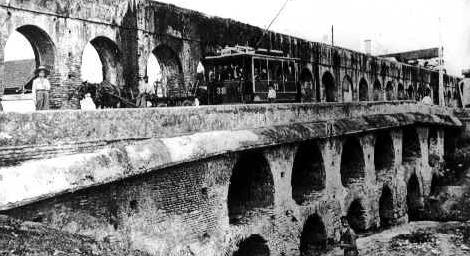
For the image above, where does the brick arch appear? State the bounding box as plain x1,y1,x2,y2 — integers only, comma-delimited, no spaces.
14,25,56,70
359,77,369,101
402,127,422,165
428,128,439,167
379,185,394,228
233,234,270,256
406,173,424,221
299,214,328,255
373,79,382,101
291,141,325,205
151,44,184,97
346,198,368,233
374,132,395,174
322,71,336,102
340,137,366,187
228,151,274,225
86,36,124,88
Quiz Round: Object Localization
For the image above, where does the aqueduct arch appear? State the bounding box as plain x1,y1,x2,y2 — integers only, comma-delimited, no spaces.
407,173,423,221
359,78,369,101
322,71,336,102
86,36,124,88
385,81,394,101
15,25,56,69
402,127,422,165
347,199,368,233
233,234,270,256
373,79,382,101
379,185,394,228
292,141,325,205
341,137,366,187
227,151,274,225
374,132,395,174
299,214,328,255
150,45,184,97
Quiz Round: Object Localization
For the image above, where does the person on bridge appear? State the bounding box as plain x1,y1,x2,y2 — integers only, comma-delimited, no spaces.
32,66,51,111
421,88,433,105
339,217,359,256
268,85,277,103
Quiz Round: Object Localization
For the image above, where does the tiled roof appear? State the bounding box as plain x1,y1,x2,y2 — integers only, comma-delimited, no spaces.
4,59,35,90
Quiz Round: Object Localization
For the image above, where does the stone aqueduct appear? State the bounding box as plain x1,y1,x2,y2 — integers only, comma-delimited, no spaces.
0,0,466,255
0,0,462,108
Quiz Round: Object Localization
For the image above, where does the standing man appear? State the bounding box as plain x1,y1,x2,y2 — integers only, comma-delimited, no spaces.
32,66,51,111
137,76,151,108
339,217,359,256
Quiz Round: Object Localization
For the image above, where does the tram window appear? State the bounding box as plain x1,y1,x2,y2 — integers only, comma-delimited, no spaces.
285,61,297,92
254,58,268,81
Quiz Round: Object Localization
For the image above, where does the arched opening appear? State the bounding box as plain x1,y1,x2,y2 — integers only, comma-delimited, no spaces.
3,26,56,95
373,79,382,101
82,37,124,88
402,127,422,165
374,133,395,173
342,75,353,102
228,151,274,225
322,71,336,102
385,81,394,101
146,53,162,97
379,186,394,228
300,68,315,102
397,83,405,100
81,42,103,83
347,199,367,233
151,45,183,99
292,142,325,205
341,137,366,187
407,174,423,221
299,215,328,255
233,234,270,256
428,129,439,167
359,78,369,101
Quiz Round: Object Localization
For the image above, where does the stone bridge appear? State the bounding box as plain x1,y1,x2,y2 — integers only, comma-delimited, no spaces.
0,101,463,255
0,0,462,109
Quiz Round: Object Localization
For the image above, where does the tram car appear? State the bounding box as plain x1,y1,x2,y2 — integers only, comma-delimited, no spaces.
203,46,300,104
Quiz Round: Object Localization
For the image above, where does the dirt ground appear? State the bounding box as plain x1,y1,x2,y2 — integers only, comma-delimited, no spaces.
324,221,470,256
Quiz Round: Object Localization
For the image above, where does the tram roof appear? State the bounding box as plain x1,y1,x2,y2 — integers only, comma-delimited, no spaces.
205,52,300,62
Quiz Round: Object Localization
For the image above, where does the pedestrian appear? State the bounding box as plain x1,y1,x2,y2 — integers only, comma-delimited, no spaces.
80,93,96,110
268,85,277,103
32,66,51,111
421,88,433,105
137,76,150,108
339,217,359,256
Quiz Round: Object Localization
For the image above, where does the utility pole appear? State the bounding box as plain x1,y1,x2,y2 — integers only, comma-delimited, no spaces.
438,17,445,106
331,25,334,47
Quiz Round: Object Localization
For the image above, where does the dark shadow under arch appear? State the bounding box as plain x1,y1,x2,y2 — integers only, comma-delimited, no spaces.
379,186,394,228
233,234,270,256
292,142,325,205
300,68,316,102
151,45,184,96
407,173,423,221
228,151,274,225
402,127,422,164
347,199,367,233
300,215,328,256
359,78,369,101
341,137,366,187
373,79,382,101
375,133,395,172
322,71,336,102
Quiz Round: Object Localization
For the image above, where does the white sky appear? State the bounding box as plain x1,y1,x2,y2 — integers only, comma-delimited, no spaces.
4,0,470,79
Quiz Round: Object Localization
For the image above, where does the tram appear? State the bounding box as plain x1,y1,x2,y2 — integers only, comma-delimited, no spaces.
203,46,300,104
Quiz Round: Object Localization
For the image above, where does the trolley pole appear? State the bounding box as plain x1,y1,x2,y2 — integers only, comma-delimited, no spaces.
439,46,445,106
